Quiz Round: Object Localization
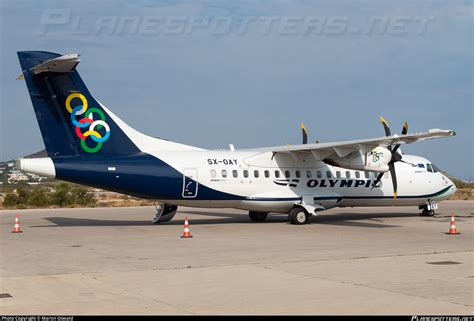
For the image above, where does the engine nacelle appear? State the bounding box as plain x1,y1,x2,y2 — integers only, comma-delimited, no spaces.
327,146,391,172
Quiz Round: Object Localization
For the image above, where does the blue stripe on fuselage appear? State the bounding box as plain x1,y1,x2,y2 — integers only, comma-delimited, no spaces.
53,152,244,200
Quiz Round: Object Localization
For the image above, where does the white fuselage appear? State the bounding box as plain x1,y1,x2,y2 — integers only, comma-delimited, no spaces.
150,149,456,212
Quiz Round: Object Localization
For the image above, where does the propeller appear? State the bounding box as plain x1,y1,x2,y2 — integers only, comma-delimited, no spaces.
372,117,409,199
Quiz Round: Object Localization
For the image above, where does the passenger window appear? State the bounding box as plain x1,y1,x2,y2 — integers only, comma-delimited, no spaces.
427,164,433,173
275,170,280,178
326,171,332,178
316,171,322,178
233,170,238,178
346,171,351,179
355,171,360,179
285,170,291,178
264,170,270,178
336,171,341,178
295,170,301,178
306,170,312,178
254,170,259,178
364,171,369,179
222,170,227,178
210,169,216,178
243,170,249,178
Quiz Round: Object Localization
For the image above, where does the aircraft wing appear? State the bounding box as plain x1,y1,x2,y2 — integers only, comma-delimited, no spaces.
271,128,455,160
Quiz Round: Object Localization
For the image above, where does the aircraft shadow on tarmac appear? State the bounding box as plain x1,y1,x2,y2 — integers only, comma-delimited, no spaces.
34,211,415,228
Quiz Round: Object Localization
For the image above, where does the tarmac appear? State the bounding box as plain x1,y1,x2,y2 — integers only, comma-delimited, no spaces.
0,200,473,315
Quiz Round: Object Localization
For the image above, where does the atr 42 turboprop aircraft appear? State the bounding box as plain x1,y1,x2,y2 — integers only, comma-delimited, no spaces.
15,51,457,224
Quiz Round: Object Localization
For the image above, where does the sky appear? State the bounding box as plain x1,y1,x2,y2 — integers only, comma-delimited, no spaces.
0,0,472,180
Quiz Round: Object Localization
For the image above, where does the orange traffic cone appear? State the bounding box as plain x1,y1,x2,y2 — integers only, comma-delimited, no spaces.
446,213,460,235
11,214,23,233
181,217,193,238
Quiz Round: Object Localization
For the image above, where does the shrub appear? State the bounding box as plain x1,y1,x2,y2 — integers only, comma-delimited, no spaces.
2,194,20,208
2,183,97,208
51,183,74,207
17,188,29,204
28,188,50,207
73,187,96,207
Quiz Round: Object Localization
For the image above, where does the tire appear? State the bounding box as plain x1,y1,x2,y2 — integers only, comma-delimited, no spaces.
152,204,178,224
249,211,268,222
420,209,434,217
289,207,309,225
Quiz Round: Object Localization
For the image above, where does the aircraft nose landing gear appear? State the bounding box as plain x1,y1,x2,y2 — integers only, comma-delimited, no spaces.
419,200,437,217
420,208,435,217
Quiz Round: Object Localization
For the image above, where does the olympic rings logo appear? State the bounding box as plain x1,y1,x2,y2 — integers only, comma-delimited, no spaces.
65,92,111,153
372,151,381,163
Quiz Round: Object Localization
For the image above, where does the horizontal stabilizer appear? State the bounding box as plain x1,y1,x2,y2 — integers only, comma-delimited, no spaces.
17,53,80,80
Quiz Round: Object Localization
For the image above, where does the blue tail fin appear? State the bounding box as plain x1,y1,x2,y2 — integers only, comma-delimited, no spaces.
17,51,140,157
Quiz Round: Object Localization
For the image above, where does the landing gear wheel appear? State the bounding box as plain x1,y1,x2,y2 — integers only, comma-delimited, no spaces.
152,204,178,224
249,211,268,222
420,209,435,217
289,207,310,225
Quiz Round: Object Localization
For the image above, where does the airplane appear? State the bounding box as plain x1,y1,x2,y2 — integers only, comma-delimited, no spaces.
14,51,457,225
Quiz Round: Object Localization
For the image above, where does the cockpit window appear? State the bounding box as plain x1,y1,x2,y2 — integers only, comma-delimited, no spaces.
431,164,440,173
426,164,433,173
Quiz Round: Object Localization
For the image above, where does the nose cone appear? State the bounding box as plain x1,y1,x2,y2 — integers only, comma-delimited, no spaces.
446,177,457,198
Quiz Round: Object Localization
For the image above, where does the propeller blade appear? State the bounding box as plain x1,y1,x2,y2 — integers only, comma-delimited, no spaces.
372,172,384,188
391,121,408,154
392,144,401,154
401,121,408,135
389,163,398,199
380,116,391,136
399,159,416,166
301,123,308,144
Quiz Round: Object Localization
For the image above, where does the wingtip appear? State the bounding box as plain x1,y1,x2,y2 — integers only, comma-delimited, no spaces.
380,116,388,126
300,123,306,131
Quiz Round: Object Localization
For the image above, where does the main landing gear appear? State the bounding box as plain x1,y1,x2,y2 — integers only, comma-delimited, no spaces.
249,211,268,222
288,207,310,225
152,203,178,224
249,207,312,225
249,208,312,224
